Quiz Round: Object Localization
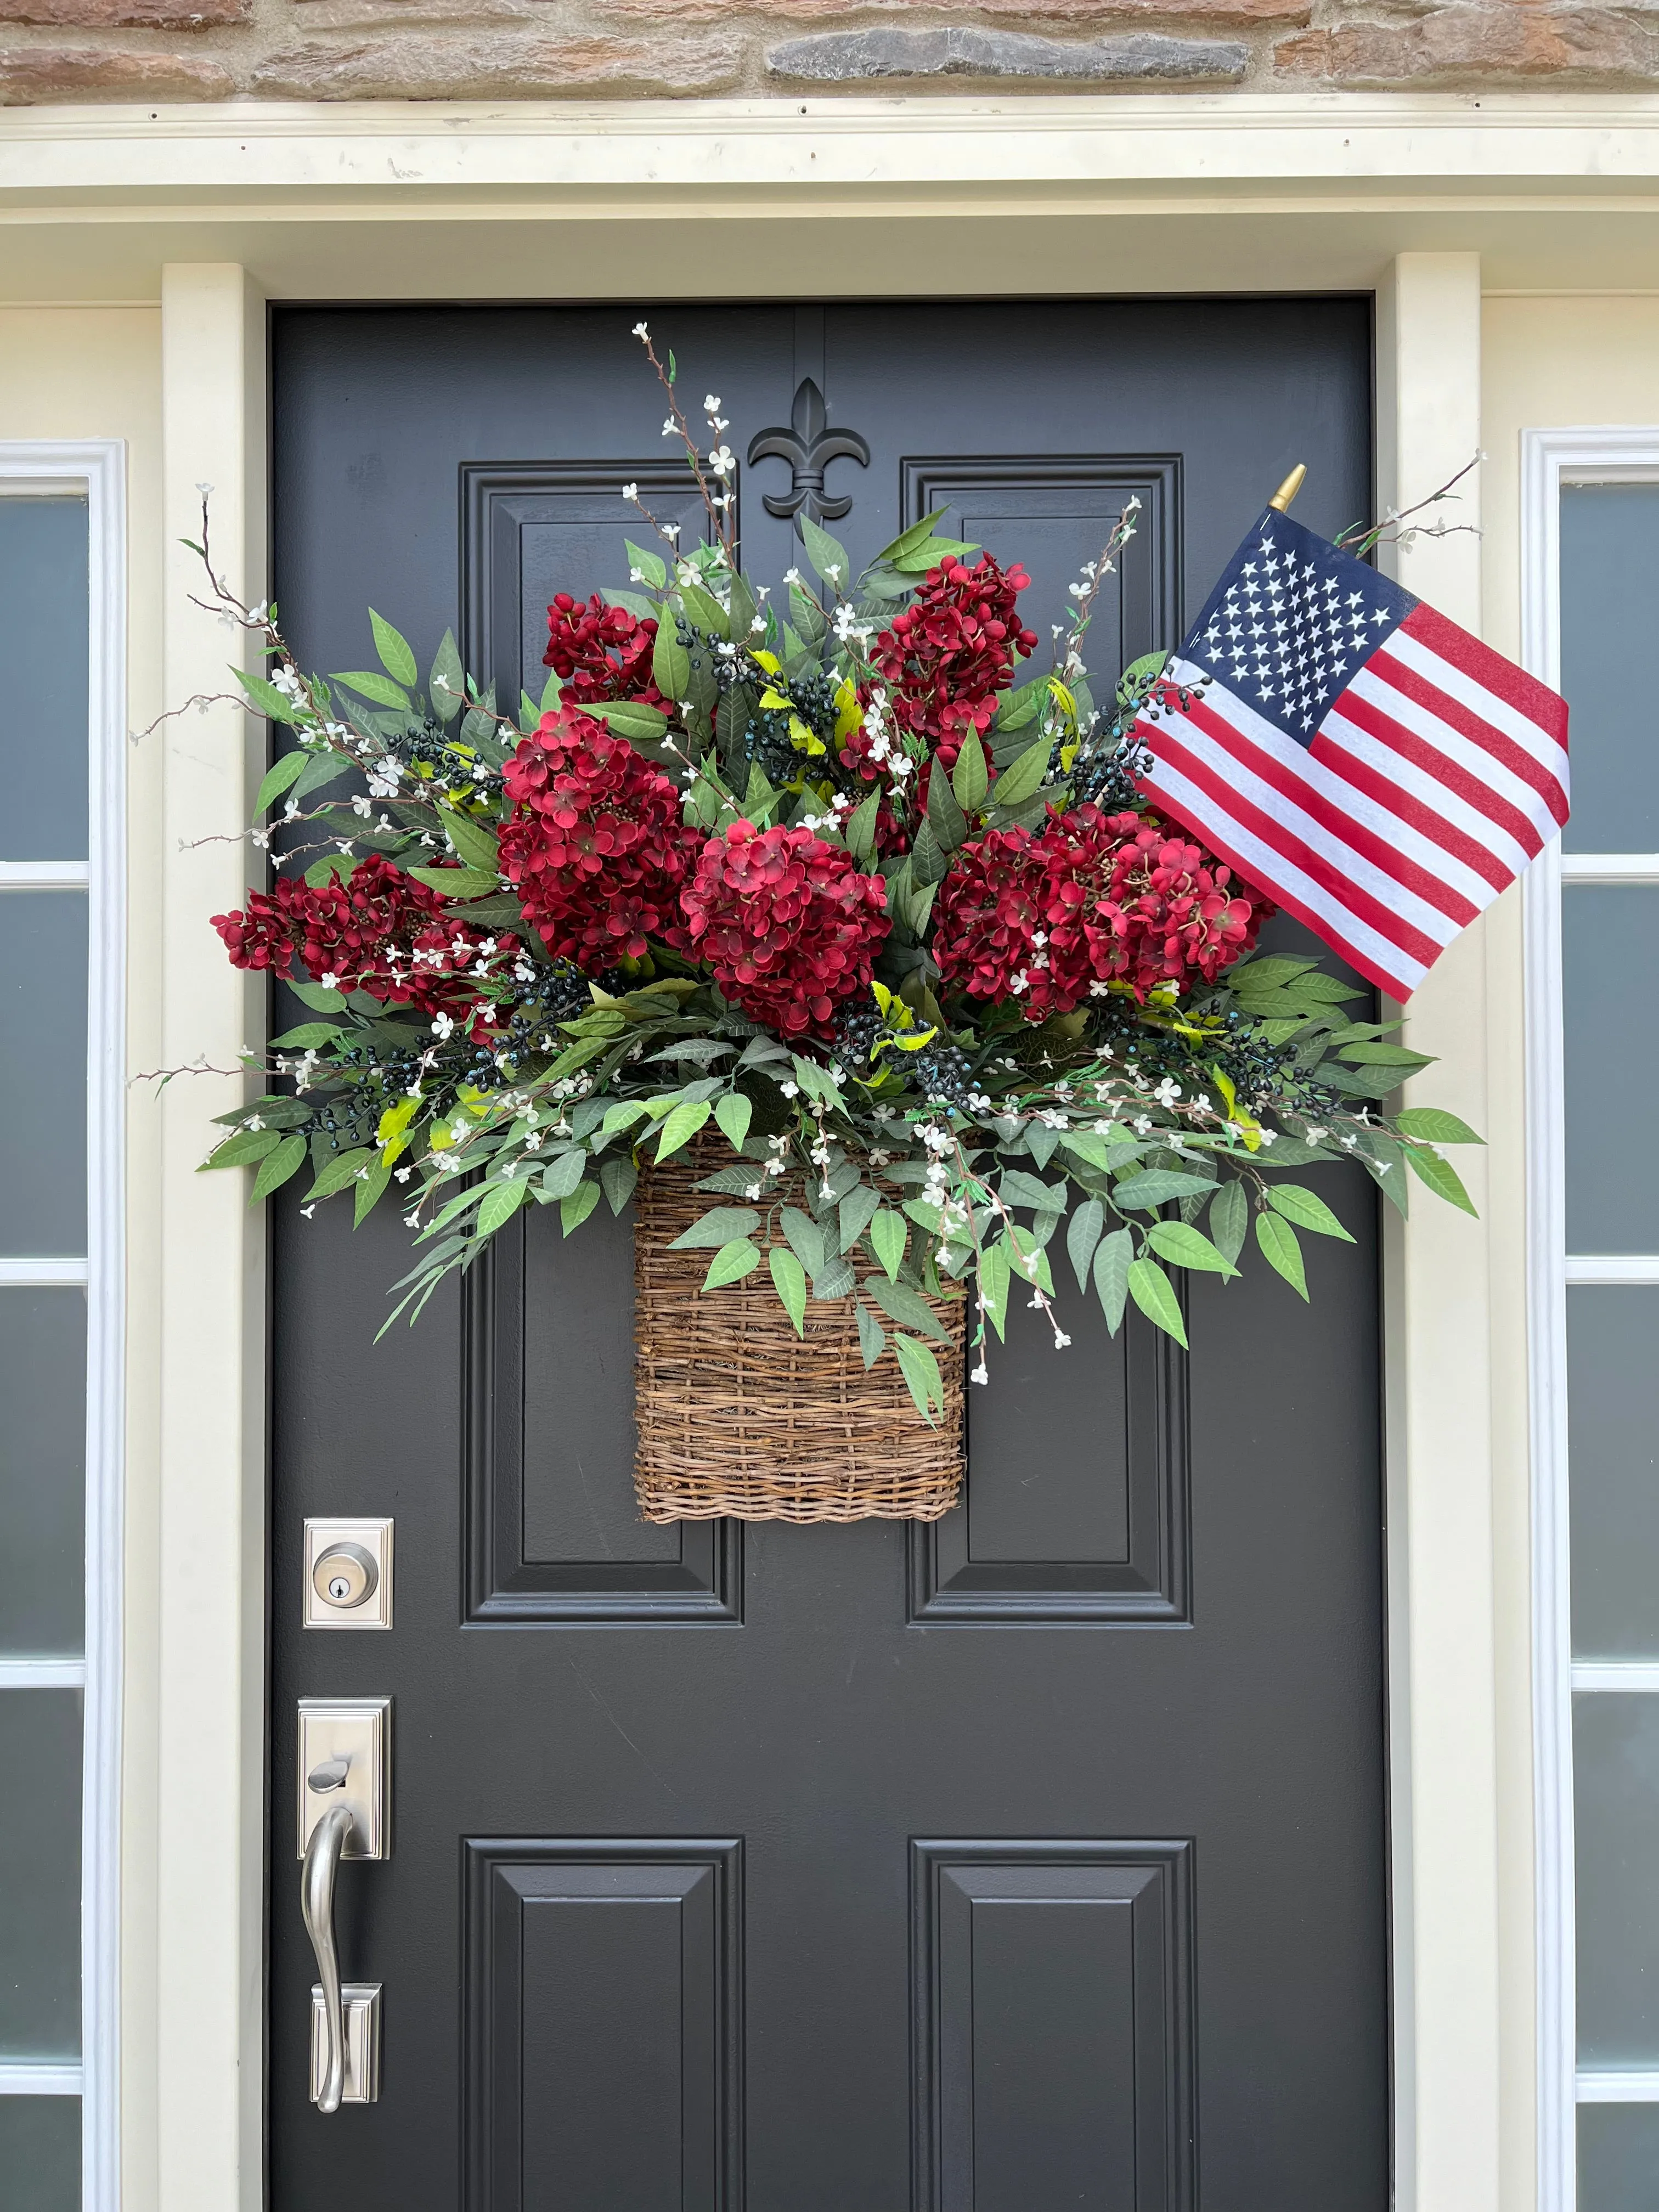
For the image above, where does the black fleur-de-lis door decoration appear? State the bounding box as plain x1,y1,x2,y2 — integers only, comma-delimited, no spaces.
746,377,870,529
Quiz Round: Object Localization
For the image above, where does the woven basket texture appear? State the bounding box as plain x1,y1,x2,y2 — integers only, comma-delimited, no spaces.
633,1148,966,1524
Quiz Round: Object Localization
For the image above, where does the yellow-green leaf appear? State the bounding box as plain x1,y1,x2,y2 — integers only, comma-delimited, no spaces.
656,1100,712,1161
868,1208,907,1280
476,1178,529,1237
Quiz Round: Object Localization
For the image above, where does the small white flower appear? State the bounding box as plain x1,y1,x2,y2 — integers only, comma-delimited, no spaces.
621,481,639,503
632,321,650,340
970,1362,990,1386
778,1081,799,1099
301,1204,315,1219
1053,1330,1072,1350
662,416,678,438
708,445,736,478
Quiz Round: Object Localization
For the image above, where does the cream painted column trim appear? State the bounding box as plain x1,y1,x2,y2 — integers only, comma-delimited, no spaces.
1377,252,1505,2212
157,263,267,2212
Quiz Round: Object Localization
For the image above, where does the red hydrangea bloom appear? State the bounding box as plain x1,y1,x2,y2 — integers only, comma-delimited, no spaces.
543,591,665,710
929,823,1058,1014
933,807,1269,1018
859,552,1038,782
680,819,890,1039
1042,806,1268,1003
499,702,699,967
211,853,515,1029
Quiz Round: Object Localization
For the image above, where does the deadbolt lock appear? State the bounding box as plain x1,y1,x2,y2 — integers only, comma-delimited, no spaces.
303,1519,393,1630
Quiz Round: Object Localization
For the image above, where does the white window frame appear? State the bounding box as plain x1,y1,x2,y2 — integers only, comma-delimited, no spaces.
0,441,126,2212
1525,426,1659,2212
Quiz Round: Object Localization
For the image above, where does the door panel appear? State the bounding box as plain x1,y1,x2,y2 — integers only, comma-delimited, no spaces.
269,298,1386,2212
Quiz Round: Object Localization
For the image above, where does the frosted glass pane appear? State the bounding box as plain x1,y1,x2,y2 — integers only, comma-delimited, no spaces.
0,894,86,1257
1571,1287,1659,1658
0,2098,80,2212
0,1290,84,1658
1564,888,1659,1252
1579,2104,1659,2212
1561,486,1659,853
0,497,88,864
0,1690,81,2057
1576,1694,1659,2063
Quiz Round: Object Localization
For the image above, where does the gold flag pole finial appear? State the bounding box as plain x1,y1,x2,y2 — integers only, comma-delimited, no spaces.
1268,464,1307,514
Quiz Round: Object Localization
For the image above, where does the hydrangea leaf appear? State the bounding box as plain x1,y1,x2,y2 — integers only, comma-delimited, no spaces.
839,1183,881,1254
770,1245,808,1336
988,735,1053,810
868,1207,907,1282
714,1093,753,1152
950,726,989,815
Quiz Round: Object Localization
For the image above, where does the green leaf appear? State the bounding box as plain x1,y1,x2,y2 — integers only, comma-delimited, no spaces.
1338,1041,1433,1068
538,667,562,715
873,509,952,563
839,1183,881,1254
855,1299,887,1369
713,1093,752,1151
990,735,1053,810
204,1126,282,1170
893,1332,945,1424
890,535,978,573
596,700,669,746
539,1149,586,1200
429,631,467,722
702,1237,761,1290
1405,1145,1479,1215
1110,1167,1217,1211
353,1161,391,1226
268,1022,343,1050
599,1154,637,1216
1066,1197,1104,1291
439,807,501,877
925,759,968,852
330,669,410,711
951,725,989,815
292,751,352,802
908,819,950,888
624,538,668,591
407,864,499,902
1255,1210,1309,1299
679,579,730,639
368,609,417,687
770,1245,808,1336
1266,1183,1356,1242
477,1179,530,1237
799,514,851,592
779,1206,826,1278
233,665,301,725
1093,1229,1132,1334
304,1146,375,1201
653,625,691,703
867,1274,954,1346
868,1207,907,1281
250,1132,307,1204
1146,1220,1239,1278
561,1180,601,1236
287,979,348,1013
1127,1254,1189,1346
1393,1107,1485,1146
1209,1179,1249,1268
669,1206,763,1249
255,749,308,813
845,790,881,865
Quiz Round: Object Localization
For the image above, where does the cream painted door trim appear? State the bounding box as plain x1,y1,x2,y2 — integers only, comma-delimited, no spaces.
145,249,1506,2212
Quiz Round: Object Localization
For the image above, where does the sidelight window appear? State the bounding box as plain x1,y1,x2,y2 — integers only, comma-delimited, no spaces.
0,447,124,2212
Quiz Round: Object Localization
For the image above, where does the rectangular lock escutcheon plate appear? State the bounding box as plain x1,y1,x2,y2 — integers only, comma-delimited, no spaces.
303,1517,393,1630
297,1697,391,1860
310,1983,382,2104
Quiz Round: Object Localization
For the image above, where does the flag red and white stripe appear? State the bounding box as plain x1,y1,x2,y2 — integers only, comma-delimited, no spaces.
1132,514,1569,1000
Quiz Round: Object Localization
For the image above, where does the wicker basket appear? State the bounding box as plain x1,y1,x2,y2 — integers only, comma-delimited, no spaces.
633,1150,966,1523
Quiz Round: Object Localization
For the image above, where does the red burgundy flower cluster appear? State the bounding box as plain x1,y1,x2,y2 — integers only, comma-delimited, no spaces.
855,552,1039,785
681,819,891,1039
543,591,665,710
500,706,891,1037
933,805,1269,1017
498,702,696,966
212,854,516,1029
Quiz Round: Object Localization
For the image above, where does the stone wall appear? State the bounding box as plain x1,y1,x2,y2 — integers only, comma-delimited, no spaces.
2,0,1656,105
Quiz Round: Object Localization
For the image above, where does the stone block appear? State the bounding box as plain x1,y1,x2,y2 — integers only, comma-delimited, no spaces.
1274,4,1659,86
766,22,1251,79
251,29,744,97
0,0,242,24
0,38,235,95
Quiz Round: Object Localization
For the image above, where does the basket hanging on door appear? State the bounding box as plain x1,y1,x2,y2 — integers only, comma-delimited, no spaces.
633,1150,966,1524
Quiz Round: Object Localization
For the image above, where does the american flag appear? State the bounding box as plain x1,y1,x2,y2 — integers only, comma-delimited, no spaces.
1132,507,1570,1000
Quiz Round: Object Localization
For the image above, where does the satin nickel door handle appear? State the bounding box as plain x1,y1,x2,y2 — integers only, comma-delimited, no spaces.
302,1803,355,2113
296,1699,390,2108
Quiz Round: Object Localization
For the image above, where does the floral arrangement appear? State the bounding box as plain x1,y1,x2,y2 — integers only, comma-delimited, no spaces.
201,326,1480,1420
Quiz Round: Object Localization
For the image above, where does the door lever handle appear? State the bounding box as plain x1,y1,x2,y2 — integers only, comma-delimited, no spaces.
301,1803,354,2113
